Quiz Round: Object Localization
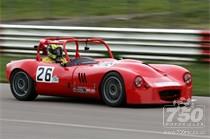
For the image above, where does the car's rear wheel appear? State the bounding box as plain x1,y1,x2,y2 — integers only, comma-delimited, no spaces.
10,70,37,101
101,72,125,107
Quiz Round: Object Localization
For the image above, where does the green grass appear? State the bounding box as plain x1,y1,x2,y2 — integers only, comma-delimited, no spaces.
0,55,209,96
184,64,210,96
1,0,209,29
0,55,28,82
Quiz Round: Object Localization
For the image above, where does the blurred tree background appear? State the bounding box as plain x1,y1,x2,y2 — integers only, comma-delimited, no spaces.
1,0,209,28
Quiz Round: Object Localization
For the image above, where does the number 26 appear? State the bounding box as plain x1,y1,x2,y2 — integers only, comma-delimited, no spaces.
36,67,54,82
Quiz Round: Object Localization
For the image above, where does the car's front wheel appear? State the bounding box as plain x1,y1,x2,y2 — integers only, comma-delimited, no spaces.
101,72,126,107
10,70,37,101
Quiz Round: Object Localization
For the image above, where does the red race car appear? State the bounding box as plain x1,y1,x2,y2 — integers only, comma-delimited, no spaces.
6,37,192,106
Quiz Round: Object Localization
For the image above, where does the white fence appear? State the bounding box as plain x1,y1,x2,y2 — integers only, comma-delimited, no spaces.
0,24,205,62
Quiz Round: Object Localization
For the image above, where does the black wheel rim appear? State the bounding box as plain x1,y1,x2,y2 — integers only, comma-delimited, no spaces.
103,76,123,104
12,72,30,97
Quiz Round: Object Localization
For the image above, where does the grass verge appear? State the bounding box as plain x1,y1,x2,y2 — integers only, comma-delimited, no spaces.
1,0,209,29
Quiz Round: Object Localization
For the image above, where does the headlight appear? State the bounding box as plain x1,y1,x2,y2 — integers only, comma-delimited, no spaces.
134,76,143,88
183,73,192,85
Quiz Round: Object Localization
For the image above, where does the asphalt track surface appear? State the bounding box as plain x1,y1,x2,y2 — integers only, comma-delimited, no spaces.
0,83,209,139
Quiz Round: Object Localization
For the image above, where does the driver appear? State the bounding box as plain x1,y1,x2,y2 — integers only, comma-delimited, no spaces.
42,44,67,66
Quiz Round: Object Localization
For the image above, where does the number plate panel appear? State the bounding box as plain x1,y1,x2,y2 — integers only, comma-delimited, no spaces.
36,66,55,83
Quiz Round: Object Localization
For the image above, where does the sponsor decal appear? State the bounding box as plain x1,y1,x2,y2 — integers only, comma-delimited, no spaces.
51,76,59,83
94,61,119,67
73,85,96,94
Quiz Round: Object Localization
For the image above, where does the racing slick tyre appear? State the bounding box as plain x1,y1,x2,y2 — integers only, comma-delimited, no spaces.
101,72,126,107
10,70,37,101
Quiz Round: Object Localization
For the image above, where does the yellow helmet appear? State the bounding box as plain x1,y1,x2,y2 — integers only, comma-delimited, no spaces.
48,44,63,60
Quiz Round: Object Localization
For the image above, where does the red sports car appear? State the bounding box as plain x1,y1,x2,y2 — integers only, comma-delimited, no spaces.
6,37,192,106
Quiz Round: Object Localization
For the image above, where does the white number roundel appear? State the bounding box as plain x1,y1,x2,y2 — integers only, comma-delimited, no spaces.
36,66,54,82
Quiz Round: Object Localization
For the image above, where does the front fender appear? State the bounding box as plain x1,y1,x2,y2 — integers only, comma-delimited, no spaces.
150,64,190,82
108,67,141,104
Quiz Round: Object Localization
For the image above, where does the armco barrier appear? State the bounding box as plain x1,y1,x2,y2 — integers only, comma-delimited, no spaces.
200,31,210,62
0,24,208,63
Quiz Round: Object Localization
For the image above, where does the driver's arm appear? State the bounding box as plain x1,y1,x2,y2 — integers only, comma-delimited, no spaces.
60,57,68,66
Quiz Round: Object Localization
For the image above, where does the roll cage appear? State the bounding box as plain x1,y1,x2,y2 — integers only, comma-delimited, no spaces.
36,37,114,62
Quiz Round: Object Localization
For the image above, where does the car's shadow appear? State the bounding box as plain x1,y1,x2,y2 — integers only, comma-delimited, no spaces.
35,96,104,106
34,96,174,109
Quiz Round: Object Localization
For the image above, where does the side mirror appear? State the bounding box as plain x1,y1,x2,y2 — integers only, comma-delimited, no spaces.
34,45,38,49
84,46,90,51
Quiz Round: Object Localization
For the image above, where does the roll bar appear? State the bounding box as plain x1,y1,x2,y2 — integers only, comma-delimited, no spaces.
36,37,114,61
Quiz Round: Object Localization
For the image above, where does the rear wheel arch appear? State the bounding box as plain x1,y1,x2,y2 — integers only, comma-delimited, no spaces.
9,68,34,81
9,68,22,81
10,68,34,81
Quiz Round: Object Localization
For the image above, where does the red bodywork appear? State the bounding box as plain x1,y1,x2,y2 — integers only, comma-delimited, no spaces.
6,37,192,104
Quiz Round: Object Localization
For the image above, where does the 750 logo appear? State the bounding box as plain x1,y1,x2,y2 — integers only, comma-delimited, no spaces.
163,104,205,128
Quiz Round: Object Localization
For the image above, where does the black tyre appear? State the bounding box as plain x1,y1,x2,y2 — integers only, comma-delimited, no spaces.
101,72,126,107
10,70,37,101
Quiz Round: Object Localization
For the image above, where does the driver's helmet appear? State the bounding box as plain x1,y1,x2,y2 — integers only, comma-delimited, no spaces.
47,44,63,60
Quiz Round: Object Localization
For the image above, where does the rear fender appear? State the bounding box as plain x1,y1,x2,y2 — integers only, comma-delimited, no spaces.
6,60,39,81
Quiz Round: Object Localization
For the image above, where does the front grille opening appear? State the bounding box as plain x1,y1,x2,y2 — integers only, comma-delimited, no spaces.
159,90,181,101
